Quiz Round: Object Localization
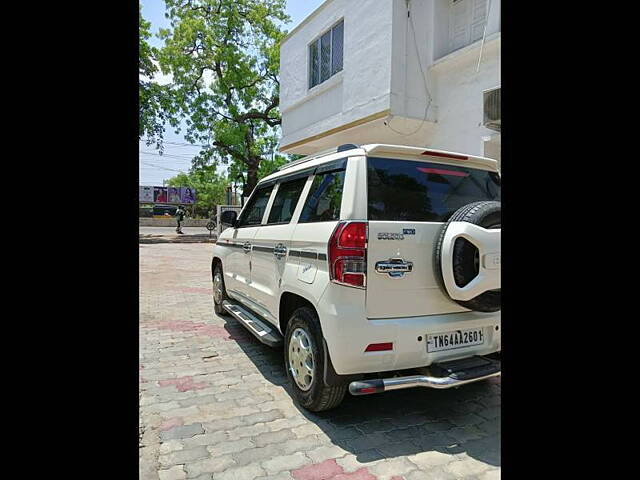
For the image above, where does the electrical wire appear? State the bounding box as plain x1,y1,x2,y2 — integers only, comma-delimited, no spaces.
163,140,210,148
476,0,493,73
139,151,195,160
140,161,186,172
385,0,434,137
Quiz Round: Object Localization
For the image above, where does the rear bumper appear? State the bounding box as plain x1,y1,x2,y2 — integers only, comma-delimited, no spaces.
319,302,501,375
350,370,500,395
349,355,501,395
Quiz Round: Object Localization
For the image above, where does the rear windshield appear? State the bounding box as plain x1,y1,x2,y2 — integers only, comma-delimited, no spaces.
367,157,500,222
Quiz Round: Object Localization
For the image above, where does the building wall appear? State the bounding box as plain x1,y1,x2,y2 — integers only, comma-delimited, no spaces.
433,0,500,60
390,0,436,122
280,0,395,151
279,0,500,160
429,34,500,156
390,0,500,157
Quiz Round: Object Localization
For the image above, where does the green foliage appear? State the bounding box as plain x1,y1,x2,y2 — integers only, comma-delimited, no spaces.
166,164,229,217
152,0,290,194
139,7,174,151
258,154,288,179
139,10,156,79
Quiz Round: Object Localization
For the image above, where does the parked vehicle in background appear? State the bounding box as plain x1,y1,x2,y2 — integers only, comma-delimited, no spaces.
211,144,501,411
139,205,153,218
153,204,178,218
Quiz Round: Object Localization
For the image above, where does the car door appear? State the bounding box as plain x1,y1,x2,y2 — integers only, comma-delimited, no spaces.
249,175,310,325
222,184,274,304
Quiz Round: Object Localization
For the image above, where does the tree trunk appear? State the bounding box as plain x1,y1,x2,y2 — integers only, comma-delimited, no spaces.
245,162,259,198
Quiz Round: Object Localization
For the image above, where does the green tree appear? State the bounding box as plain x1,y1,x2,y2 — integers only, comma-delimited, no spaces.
166,165,229,217
155,0,289,195
139,8,175,151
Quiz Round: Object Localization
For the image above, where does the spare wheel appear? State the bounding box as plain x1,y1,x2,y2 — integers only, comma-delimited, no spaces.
434,201,501,312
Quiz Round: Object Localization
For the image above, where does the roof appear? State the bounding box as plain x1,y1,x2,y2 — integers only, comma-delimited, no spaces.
362,144,499,171
281,0,336,44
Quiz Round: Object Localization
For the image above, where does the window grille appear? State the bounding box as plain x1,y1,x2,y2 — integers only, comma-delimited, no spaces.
308,20,344,89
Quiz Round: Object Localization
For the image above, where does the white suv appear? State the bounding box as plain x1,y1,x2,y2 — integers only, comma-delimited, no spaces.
212,144,501,411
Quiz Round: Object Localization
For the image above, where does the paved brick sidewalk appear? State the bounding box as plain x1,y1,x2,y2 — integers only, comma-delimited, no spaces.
140,243,501,480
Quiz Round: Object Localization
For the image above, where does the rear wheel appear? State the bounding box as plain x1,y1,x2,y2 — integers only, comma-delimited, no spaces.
284,307,346,412
212,263,229,316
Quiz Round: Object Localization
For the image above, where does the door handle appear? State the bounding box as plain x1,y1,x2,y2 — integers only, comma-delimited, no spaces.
243,242,251,253
375,258,413,278
273,243,287,259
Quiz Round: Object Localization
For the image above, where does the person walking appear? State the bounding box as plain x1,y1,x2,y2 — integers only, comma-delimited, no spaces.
175,205,185,234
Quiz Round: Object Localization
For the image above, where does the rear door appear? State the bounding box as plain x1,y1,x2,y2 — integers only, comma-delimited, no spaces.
365,156,501,319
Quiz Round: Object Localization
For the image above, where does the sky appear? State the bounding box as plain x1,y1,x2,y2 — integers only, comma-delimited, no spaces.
139,0,326,186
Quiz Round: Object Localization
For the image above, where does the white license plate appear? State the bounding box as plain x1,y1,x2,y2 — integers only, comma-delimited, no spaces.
427,328,485,353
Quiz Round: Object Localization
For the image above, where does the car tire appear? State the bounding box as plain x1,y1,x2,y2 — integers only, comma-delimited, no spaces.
212,263,229,316
284,307,346,412
434,201,501,312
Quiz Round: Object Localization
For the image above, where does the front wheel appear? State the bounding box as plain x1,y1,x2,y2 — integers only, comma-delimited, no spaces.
212,263,229,316
284,307,346,412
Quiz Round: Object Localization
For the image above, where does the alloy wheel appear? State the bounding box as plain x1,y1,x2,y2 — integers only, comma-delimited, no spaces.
213,272,223,304
288,327,315,391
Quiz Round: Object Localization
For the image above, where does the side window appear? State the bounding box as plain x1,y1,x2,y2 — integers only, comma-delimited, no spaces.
299,169,346,223
237,186,273,227
267,177,308,225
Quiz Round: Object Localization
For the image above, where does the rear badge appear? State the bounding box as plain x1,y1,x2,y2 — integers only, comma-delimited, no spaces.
375,258,413,278
378,232,404,240
403,229,416,235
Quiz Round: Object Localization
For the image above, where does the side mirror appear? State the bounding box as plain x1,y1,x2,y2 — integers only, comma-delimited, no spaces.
220,210,238,227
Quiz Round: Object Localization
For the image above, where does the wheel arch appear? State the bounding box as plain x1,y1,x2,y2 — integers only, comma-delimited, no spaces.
278,291,362,387
211,256,223,276
278,291,317,336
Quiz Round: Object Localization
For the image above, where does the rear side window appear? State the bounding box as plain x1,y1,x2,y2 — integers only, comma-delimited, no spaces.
267,178,308,224
299,169,346,223
237,185,273,227
367,157,500,222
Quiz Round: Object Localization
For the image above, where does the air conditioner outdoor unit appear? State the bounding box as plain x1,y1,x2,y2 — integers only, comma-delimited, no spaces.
483,87,501,132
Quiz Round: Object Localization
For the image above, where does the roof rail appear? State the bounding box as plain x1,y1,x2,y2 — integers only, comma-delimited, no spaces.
276,144,360,172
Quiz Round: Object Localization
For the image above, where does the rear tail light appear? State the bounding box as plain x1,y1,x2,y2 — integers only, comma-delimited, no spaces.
328,221,367,288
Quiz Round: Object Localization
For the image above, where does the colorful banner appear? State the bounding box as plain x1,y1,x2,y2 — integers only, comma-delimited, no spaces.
180,187,196,204
139,186,154,203
154,186,168,203
168,187,182,204
139,186,195,203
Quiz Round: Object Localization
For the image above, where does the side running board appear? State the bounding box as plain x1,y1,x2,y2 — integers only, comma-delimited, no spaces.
222,300,283,347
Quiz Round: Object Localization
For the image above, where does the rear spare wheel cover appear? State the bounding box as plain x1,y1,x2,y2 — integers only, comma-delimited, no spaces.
434,201,501,312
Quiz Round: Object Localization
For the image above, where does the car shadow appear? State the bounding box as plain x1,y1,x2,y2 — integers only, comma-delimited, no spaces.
221,315,500,468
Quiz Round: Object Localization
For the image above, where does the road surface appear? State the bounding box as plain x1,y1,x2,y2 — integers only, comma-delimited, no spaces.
139,242,501,480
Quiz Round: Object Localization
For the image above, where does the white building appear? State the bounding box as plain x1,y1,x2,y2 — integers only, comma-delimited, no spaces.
279,0,501,164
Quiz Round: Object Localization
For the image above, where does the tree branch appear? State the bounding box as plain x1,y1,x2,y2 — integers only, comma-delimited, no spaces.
234,96,280,126
212,141,244,163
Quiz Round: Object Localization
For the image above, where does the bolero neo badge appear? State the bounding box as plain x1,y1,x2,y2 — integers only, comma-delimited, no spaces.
378,232,404,240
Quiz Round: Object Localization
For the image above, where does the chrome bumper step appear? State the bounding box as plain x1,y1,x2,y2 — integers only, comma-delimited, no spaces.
222,300,283,347
349,355,500,396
